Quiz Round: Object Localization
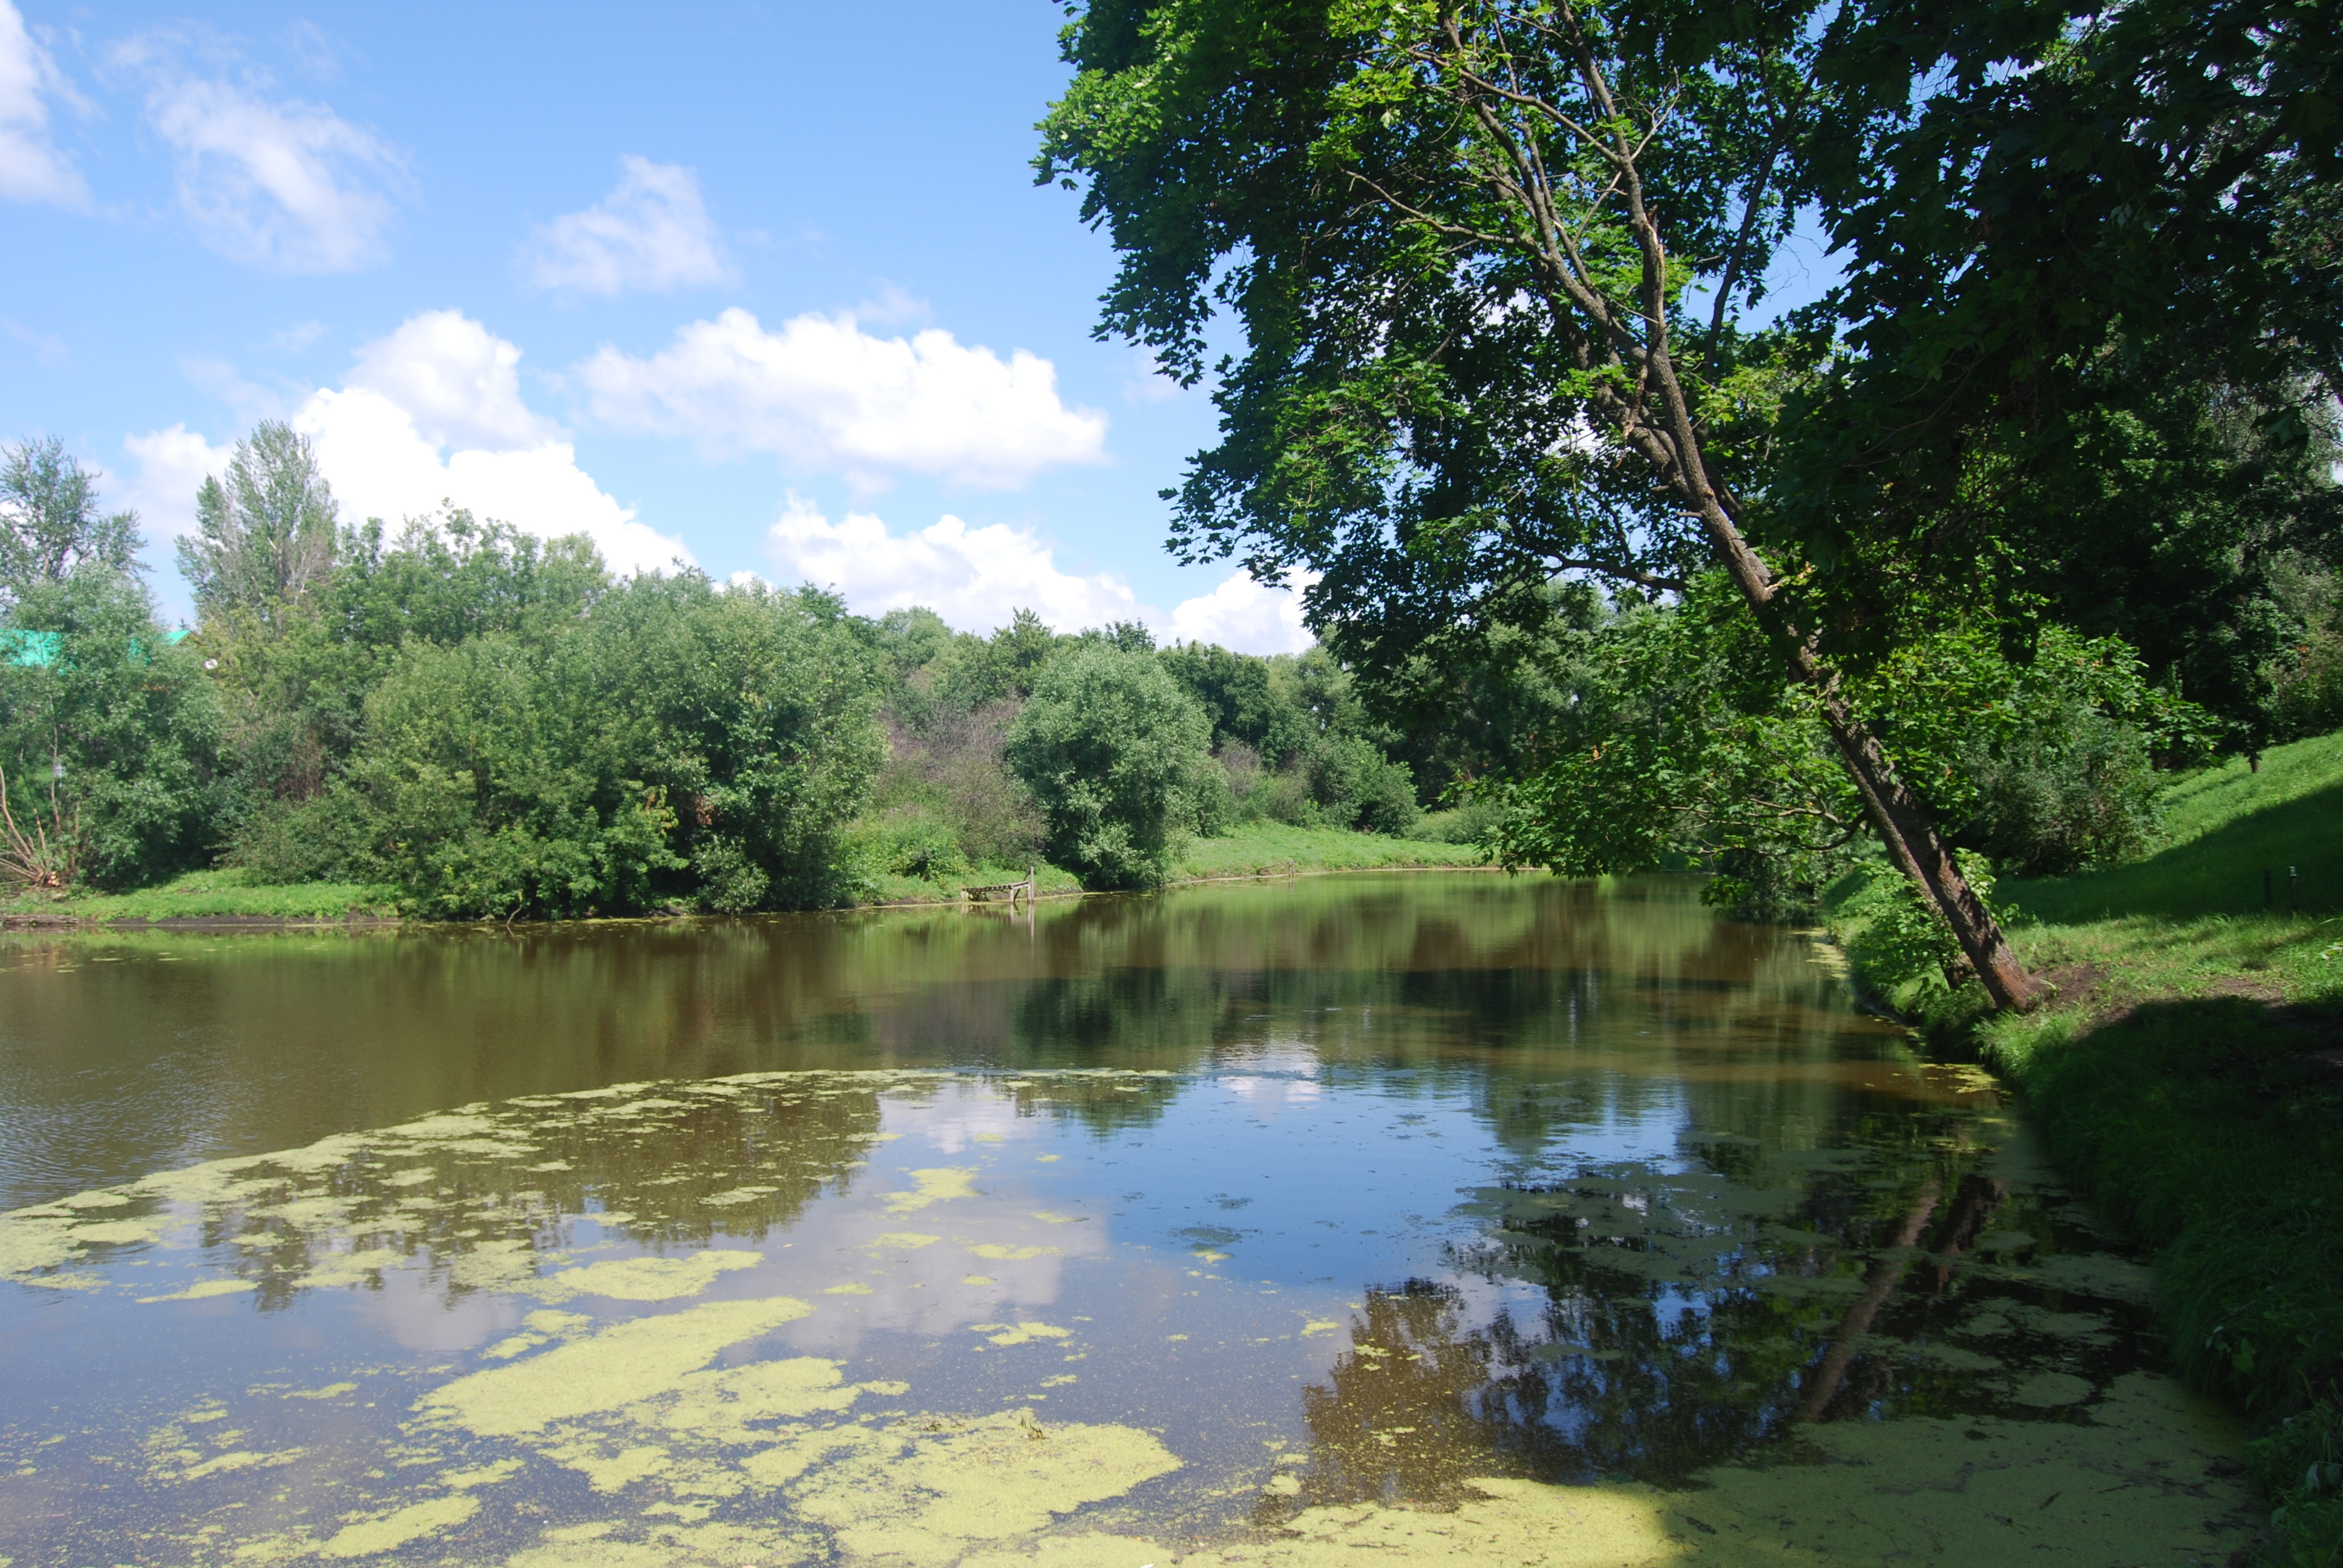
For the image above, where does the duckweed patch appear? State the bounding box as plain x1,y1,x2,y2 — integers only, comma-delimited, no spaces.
0,1053,2269,1564
422,1296,816,1437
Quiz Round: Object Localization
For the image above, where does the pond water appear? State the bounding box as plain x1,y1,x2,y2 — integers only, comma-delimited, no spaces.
0,874,2256,1567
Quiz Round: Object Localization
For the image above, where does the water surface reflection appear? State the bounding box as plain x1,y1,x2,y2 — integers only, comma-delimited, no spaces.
0,875,2253,1564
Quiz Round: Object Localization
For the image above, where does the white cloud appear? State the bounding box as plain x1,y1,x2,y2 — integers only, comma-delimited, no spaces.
765,499,1317,654
2,315,68,367
1121,348,1189,405
117,423,234,542
1167,567,1317,655
520,155,732,296
0,1,85,206
134,61,404,271
851,281,929,327
127,312,690,577
293,387,686,574
767,499,1144,633
346,309,553,451
578,307,1109,490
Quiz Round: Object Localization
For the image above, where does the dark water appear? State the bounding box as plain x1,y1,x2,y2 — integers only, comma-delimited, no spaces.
0,875,2256,1566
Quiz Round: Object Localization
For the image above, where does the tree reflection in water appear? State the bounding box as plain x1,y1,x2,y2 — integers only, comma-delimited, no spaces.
1275,1134,2153,1514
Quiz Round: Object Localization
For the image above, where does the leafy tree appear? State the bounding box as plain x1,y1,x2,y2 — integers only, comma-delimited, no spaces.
0,570,225,889
1005,643,1212,888
206,512,608,867
935,607,1063,711
337,570,883,919
0,437,141,608
179,422,339,634
1485,583,2210,912
1336,580,1604,809
599,577,886,912
1037,0,2051,1008
1775,0,2343,745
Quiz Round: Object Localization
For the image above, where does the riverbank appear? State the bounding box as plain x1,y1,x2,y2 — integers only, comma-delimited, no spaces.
1,825,1489,927
1827,731,2343,1564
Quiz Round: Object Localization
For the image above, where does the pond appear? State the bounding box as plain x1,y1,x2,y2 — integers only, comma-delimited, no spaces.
0,874,2255,1566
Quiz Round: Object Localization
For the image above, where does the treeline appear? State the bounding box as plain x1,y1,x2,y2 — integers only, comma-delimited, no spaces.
0,427,1438,916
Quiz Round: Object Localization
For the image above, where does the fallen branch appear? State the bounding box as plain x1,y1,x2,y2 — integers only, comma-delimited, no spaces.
0,760,79,891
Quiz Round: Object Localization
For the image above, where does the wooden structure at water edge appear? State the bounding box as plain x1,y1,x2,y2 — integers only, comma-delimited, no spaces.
962,866,1038,907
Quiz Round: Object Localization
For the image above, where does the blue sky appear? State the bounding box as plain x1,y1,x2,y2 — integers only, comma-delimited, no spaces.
0,2,1319,647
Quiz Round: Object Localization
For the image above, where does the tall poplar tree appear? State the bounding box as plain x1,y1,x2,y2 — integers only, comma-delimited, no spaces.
179,422,340,634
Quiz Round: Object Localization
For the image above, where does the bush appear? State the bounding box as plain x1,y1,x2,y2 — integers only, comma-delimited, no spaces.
1417,793,1506,845
1004,644,1211,889
2251,1402,2343,1565
843,809,971,886
2276,610,2343,740
1253,759,1320,826
1308,733,1421,835
1950,701,2163,876
228,792,372,884
0,569,228,889
1186,753,1236,837
1837,850,2011,993
339,576,883,919
870,702,1046,868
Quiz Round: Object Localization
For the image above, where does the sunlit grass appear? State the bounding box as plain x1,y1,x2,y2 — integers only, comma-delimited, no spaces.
1173,823,1485,879
2,867,396,924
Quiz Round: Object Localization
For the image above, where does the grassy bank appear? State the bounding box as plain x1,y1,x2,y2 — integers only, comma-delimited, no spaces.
1172,822,1486,880
1829,733,2343,1564
1,867,398,925
857,825,1486,904
4,826,1489,925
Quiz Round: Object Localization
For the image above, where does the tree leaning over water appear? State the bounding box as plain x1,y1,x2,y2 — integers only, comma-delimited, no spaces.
1039,0,2055,1009
1039,0,2342,1010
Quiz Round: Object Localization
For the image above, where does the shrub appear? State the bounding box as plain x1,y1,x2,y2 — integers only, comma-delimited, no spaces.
1308,733,1421,835
0,570,228,889
1186,753,1236,837
1837,850,2011,994
228,792,372,884
843,809,971,886
1950,701,2163,876
871,702,1046,868
1417,793,1506,845
339,577,883,919
1004,644,1211,889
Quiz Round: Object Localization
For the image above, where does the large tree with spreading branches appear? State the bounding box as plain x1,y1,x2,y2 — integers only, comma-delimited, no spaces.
1038,0,2340,1012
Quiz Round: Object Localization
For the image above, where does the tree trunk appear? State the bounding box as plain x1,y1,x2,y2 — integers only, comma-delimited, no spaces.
1684,492,2044,1012
1417,25,2048,1012
1811,685,2045,1013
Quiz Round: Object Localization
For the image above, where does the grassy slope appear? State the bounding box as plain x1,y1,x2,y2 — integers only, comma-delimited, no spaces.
1830,733,2343,1564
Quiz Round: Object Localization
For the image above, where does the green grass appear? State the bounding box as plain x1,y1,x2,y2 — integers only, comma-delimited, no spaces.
1,867,397,924
857,861,1086,906
853,828,1486,905
1829,730,2343,1566
1172,822,1487,880
2,828,1483,923
2016,730,2343,925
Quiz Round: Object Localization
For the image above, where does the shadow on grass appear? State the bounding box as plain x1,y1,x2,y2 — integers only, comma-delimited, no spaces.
2008,779,2343,924
1990,991,2343,1420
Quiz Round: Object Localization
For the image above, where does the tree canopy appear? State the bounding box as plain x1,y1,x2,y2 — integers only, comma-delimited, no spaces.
1037,0,2342,1007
